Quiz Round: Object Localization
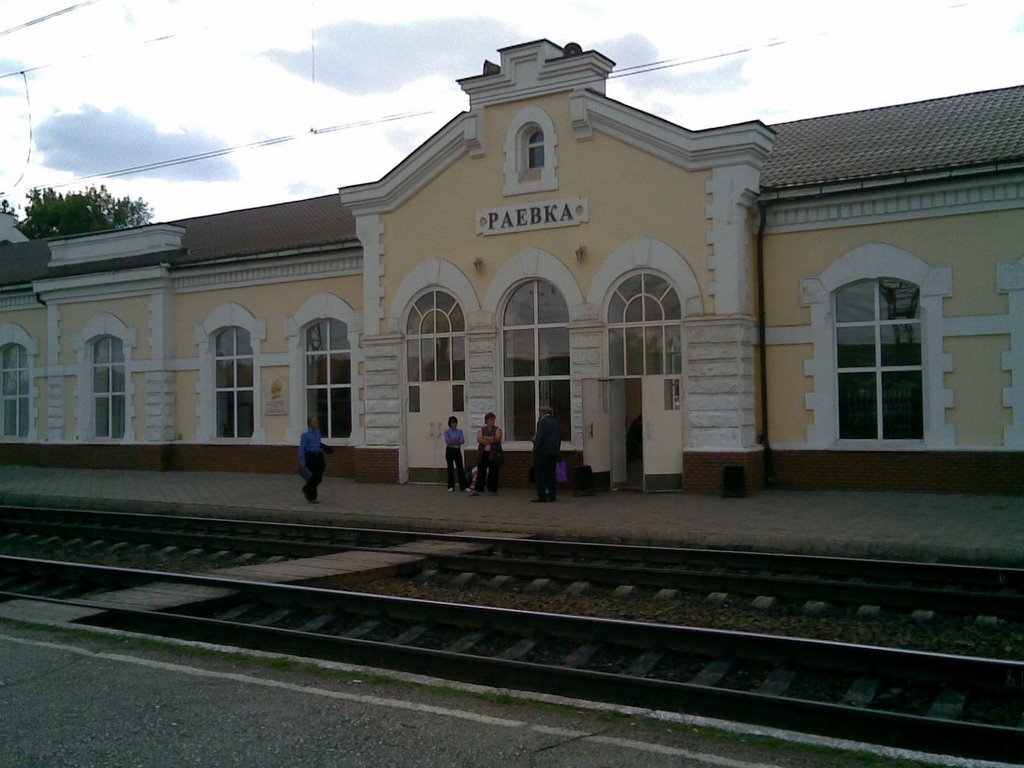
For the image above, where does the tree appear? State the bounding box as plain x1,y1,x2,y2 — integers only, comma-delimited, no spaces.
16,185,153,239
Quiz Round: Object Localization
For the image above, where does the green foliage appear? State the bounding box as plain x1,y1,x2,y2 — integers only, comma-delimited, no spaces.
15,184,153,239
0,198,16,216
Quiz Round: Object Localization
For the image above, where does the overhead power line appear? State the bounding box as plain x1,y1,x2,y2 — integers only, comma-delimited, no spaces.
0,0,104,39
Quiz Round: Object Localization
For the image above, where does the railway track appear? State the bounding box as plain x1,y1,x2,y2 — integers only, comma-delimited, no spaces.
1,554,1022,763
3,505,1023,624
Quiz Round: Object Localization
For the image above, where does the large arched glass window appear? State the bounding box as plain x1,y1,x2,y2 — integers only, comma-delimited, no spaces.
215,327,254,438
406,291,465,383
1,343,29,437
92,336,125,439
503,280,570,441
305,319,351,438
835,278,922,439
607,273,682,376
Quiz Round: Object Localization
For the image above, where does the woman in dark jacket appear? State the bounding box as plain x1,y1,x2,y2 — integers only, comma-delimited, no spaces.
470,412,502,496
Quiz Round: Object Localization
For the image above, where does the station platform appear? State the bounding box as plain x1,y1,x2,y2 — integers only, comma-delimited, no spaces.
0,465,1020,566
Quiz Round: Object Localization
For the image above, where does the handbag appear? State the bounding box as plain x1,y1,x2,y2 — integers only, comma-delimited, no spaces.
490,444,504,466
555,459,568,484
298,466,312,481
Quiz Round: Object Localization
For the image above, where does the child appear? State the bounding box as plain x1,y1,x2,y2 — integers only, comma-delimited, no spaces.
443,416,468,491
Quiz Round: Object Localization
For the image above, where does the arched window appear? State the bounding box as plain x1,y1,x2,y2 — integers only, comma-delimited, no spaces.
215,327,254,438
1,343,29,437
406,290,466,413
503,280,570,441
835,278,922,439
92,336,125,439
607,273,682,376
305,319,351,438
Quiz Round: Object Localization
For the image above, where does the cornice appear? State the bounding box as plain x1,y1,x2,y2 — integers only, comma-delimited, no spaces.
339,114,471,215
763,172,1024,233
33,265,171,304
570,90,774,171
172,252,362,292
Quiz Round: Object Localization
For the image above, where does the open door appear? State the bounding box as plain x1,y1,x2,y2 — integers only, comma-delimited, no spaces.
641,375,683,491
582,379,611,488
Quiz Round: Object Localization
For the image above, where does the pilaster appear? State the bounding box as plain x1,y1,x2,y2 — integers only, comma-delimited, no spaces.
683,316,757,450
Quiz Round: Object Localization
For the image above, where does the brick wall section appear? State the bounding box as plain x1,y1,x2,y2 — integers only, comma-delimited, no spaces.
0,443,355,477
466,450,582,489
353,447,400,483
772,451,1024,495
683,449,766,495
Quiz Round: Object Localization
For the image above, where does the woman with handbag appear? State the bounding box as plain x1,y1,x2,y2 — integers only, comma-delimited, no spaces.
469,412,503,496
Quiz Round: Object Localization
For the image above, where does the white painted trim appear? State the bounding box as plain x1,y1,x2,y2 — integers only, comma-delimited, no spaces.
997,256,1024,446
764,173,1024,233
357,215,385,336
283,293,364,445
706,166,760,314
569,89,774,171
502,106,558,196
588,236,703,317
195,302,266,443
389,259,480,333
800,242,954,448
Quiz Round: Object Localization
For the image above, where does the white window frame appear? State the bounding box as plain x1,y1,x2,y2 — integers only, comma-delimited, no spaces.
834,278,923,440
74,313,136,443
196,302,265,443
303,318,353,439
214,326,255,439
501,278,572,442
1,343,30,437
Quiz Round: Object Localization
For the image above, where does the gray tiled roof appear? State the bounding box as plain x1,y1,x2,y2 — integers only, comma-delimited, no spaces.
0,194,357,287
762,85,1024,189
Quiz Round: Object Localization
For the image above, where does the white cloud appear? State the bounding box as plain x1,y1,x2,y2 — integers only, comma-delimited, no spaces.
1,0,1021,220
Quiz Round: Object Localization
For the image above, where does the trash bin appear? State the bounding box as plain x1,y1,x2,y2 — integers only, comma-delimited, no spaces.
723,466,745,498
574,465,595,497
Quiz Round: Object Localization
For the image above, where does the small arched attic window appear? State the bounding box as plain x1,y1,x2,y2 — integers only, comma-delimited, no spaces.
503,107,557,196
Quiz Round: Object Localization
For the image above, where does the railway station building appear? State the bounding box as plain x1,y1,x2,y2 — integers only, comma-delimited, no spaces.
0,40,1021,495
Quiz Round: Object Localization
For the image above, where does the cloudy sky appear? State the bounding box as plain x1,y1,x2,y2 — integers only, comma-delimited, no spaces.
1,0,1022,223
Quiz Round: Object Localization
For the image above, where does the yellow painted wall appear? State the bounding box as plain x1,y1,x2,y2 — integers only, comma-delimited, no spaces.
260,365,289,442
173,276,363,358
1,308,48,359
380,93,713,317
766,344,814,443
58,297,149,365
763,210,1019,328
177,370,198,441
945,335,1011,445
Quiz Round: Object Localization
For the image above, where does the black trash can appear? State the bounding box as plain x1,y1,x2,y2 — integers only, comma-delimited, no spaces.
722,466,745,498
574,465,595,497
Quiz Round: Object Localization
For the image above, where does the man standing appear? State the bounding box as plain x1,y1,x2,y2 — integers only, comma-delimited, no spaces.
531,405,561,503
299,416,326,503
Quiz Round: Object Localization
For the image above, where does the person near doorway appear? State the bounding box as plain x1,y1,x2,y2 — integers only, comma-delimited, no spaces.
531,404,561,503
299,416,328,503
443,415,468,492
470,412,503,496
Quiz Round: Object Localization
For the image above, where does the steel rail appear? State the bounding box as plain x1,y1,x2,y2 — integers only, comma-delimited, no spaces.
1,555,1022,762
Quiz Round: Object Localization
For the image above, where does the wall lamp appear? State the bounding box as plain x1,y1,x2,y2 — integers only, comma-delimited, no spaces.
575,245,587,262
473,256,484,274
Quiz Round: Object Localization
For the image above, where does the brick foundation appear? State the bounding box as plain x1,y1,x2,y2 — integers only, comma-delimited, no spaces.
770,450,1023,495
353,447,400,483
683,449,766,496
0,443,354,478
